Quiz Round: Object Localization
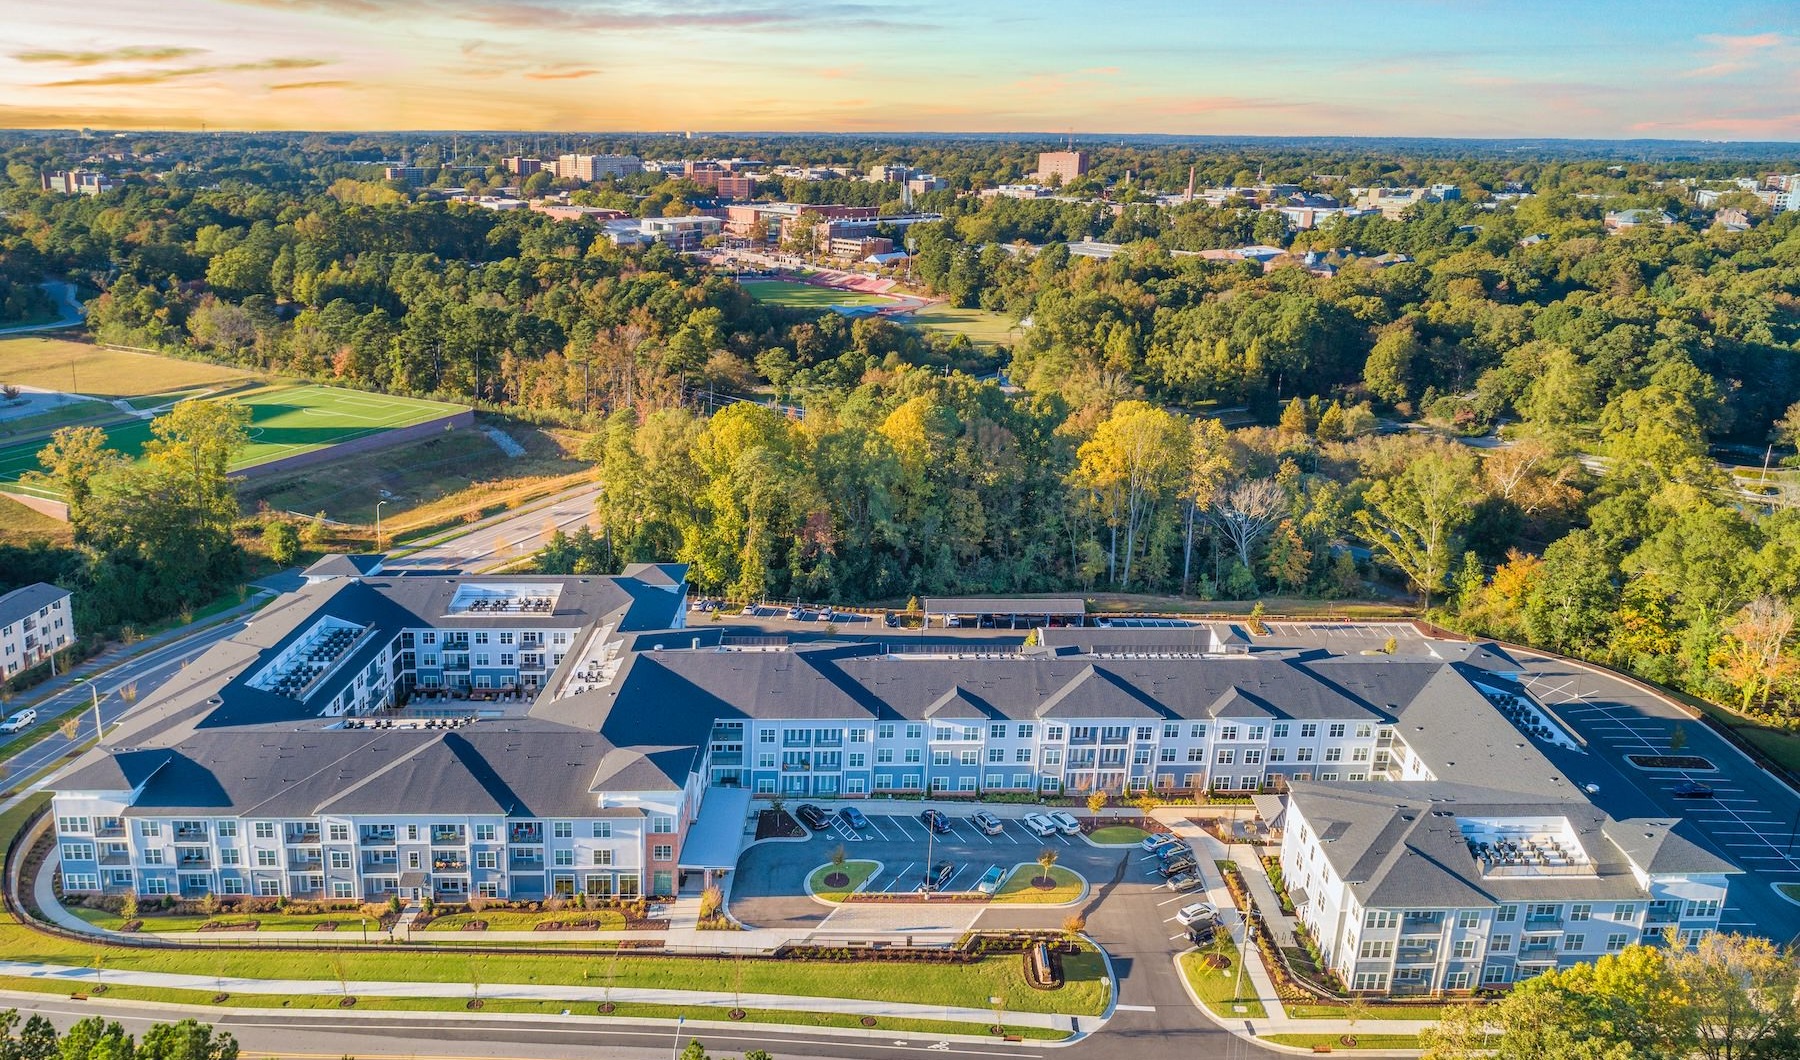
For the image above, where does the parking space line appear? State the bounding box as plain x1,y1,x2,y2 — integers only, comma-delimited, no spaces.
865,816,890,842
889,815,916,841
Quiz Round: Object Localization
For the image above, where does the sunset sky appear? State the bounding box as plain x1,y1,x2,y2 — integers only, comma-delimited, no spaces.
1,0,1795,139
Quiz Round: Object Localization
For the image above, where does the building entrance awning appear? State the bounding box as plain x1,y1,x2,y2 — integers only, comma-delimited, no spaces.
677,785,753,870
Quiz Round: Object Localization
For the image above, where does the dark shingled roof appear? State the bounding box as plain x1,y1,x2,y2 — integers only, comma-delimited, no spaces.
0,582,70,627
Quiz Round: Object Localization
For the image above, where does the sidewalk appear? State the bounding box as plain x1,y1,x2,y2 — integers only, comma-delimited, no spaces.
1160,813,1289,1022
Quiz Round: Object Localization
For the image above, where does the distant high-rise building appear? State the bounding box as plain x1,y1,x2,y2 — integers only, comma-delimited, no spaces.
504,156,544,176
40,170,116,196
1036,150,1089,184
554,154,644,181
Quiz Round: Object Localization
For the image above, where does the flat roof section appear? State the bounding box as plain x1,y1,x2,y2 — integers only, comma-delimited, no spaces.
922,597,1085,616
678,785,753,870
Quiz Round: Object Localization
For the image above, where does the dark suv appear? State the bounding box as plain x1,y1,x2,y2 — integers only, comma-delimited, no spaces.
919,809,953,834
796,804,831,830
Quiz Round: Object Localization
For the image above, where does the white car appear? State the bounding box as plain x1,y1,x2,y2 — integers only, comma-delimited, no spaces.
1141,833,1182,853
1175,901,1219,927
1021,813,1058,838
0,708,36,734
1048,810,1082,835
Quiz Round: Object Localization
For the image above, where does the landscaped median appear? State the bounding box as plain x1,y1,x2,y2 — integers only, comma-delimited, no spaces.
991,865,1084,905
1177,939,1268,1020
1086,825,1151,845
806,860,879,902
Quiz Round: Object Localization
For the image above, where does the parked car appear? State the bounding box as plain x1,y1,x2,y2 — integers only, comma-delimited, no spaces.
1187,921,1218,945
971,811,1004,835
0,708,35,734
838,806,870,830
1157,842,1194,862
919,809,953,834
1671,781,1715,799
1164,870,1203,892
1159,857,1198,878
787,606,803,620
1141,833,1182,853
1022,813,1058,837
1176,901,1219,927
883,612,899,628
976,865,1007,895
922,860,956,892
1048,810,1082,835
796,804,831,830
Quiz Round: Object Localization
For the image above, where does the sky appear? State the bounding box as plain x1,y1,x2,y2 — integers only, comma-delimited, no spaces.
0,0,1796,139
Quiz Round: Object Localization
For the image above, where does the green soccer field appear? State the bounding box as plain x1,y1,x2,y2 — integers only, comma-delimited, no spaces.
739,278,894,309
0,384,467,500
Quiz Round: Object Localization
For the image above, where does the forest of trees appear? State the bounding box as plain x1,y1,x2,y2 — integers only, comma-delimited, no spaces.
3,134,1800,720
0,1013,236,1060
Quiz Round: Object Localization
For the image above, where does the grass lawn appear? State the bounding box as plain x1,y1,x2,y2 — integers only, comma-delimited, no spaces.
0,496,71,547
0,399,117,440
0,383,467,501
991,865,1083,905
243,421,589,537
68,907,363,933
0,337,248,398
740,279,891,310
1286,1002,1455,1020
1087,825,1151,845
1687,700,1800,775
806,860,879,902
424,908,626,932
1779,883,1800,903
0,976,1069,1041
903,305,1020,347
1178,943,1268,1020
1264,1033,1423,1050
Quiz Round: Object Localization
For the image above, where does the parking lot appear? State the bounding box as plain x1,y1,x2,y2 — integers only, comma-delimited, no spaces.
1512,651,1800,938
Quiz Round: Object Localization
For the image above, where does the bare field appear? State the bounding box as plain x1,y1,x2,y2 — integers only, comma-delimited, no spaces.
0,337,248,398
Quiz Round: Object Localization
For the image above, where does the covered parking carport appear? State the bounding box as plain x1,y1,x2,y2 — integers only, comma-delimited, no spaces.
677,785,753,893
921,596,1086,629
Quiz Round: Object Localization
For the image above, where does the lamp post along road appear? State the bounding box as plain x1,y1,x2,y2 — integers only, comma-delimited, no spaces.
375,499,389,553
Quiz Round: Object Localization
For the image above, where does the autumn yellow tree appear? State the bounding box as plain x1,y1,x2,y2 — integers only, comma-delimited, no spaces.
1714,596,1798,712
1072,401,1188,588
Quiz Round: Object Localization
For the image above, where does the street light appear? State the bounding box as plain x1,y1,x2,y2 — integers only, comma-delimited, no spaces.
671,1014,684,1060
1233,907,1260,1008
374,499,389,553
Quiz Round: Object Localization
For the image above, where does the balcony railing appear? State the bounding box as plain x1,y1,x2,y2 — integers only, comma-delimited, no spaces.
1395,946,1439,964
1526,912,1563,924
431,828,465,845
99,851,131,866
508,825,543,844
176,850,211,868
173,827,207,841
509,854,545,870
287,851,323,870
360,828,395,845
362,854,397,870
1399,916,1445,934
95,823,125,838
432,856,468,873
286,827,321,845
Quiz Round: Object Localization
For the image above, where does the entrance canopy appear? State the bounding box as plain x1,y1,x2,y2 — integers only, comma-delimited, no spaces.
678,785,753,870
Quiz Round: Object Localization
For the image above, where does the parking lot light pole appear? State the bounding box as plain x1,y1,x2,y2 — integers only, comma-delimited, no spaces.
1233,908,1259,1006
923,819,935,902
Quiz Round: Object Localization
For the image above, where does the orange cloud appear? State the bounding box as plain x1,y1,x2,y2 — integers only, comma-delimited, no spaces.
269,79,352,91
523,68,599,80
13,45,206,65
38,57,328,88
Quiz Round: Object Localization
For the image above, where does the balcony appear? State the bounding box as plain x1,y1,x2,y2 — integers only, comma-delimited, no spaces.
1520,942,1560,956
509,853,545,871
99,850,131,867
508,824,543,845
285,826,321,845
287,850,323,870
431,855,468,874
95,822,125,838
1526,913,1563,925
1395,944,1439,964
431,827,465,845
444,656,471,672
1399,914,1446,934
176,849,211,868
362,853,397,870
174,826,208,842
360,827,395,845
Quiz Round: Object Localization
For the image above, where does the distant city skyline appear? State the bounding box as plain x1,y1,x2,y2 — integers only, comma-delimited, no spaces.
1,0,1795,141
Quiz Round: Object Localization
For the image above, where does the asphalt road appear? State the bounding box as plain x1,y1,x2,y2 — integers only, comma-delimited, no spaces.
381,484,602,574
0,282,84,337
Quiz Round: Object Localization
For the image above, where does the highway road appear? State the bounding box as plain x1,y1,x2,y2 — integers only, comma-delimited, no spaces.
381,484,601,574
0,282,85,337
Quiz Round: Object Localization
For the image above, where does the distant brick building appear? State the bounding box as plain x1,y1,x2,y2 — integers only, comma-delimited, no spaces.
1035,150,1089,184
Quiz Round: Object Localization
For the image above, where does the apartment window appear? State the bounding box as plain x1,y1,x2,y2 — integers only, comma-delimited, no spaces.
216,821,237,838
138,821,162,838
1187,748,1206,762
1359,940,1393,959
474,824,496,842
500,633,514,645
1300,724,1317,738
1072,726,1097,741
848,753,865,768
255,822,276,840
875,749,893,764
1190,724,1207,739
960,750,978,765
329,851,350,869
256,850,278,867
1271,723,1289,739
1606,933,1628,952
592,850,613,866
933,750,951,766
958,777,976,791
328,824,349,842
554,822,573,839
591,822,612,839
848,729,868,743
906,724,923,740
1569,904,1591,922
1495,905,1518,923
878,723,895,740
1243,750,1263,765
1457,910,1481,929
1685,900,1721,919
1043,749,1062,765
1247,727,1264,741
1352,973,1388,992
1453,940,1477,959
1320,773,1339,781
1324,748,1343,762
1135,726,1154,741
219,849,240,866
650,816,675,834
1564,934,1585,951
1133,748,1151,765
1219,725,1238,741
1530,903,1560,920
904,748,921,763
1295,748,1314,762
759,730,775,744
62,843,94,862
988,748,1004,763
553,850,573,867
1216,749,1235,764
476,851,498,870
1159,748,1176,763
1613,904,1637,920
990,724,1007,740
1328,724,1346,738
1268,748,1286,762
1482,965,1511,986
1365,911,1397,929
1017,749,1033,762
221,878,244,895
143,878,169,896
758,753,775,768
56,817,90,834
1351,748,1370,762
1016,724,1034,739
1163,723,1181,739
652,844,673,862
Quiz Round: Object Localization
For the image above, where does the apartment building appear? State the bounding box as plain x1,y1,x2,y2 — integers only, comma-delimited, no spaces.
40,170,116,196
0,583,74,679
554,154,643,181
1036,150,1089,184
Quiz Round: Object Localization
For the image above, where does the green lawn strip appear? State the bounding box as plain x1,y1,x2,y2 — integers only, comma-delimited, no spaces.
1263,1032,1423,1050
806,860,878,902
424,908,625,932
0,400,120,438
68,906,361,933
0,917,1108,1016
0,976,1067,1040
1285,1003,1451,1020
1086,825,1150,845
1178,944,1268,1020
991,865,1083,905
739,280,889,309
1779,884,1800,903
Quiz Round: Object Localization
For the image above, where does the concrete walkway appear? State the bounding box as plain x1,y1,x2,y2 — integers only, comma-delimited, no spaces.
0,959,1076,1033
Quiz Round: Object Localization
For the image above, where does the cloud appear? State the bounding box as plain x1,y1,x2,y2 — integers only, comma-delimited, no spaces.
523,68,599,80
13,46,206,66
268,79,352,91
1680,31,1790,78
218,0,914,32
38,58,329,88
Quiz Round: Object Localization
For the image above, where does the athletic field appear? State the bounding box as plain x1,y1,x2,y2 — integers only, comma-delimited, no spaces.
740,279,894,309
0,383,467,500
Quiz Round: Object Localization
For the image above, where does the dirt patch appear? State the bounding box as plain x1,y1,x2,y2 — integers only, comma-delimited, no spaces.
1627,754,1716,771
312,921,337,931
1031,877,1056,890
756,808,806,840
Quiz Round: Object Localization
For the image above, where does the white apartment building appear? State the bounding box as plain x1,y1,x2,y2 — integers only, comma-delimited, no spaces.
0,583,74,679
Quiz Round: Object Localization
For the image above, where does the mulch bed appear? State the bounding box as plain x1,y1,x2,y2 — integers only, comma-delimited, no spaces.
1627,754,1715,771
198,921,258,931
823,872,850,888
463,921,488,931
1030,878,1056,890
313,922,338,931
860,1016,878,1027
118,920,142,933
755,808,807,840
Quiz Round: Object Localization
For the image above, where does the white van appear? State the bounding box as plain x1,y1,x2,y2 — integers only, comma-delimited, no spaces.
0,708,37,733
